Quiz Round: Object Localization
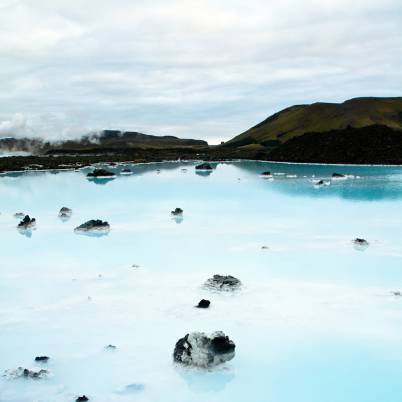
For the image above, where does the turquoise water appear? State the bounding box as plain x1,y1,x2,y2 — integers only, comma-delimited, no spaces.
1,161,402,402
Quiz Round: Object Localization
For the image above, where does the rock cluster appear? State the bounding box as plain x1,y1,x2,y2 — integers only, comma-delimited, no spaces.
173,331,235,367
171,207,183,216
74,220,110,233
204,274,241,291
86,168,115,178
195,163,213,170
3,367,49,379
17,215,36,230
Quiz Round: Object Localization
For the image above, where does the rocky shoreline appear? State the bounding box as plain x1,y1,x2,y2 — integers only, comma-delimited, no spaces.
3,125,402,174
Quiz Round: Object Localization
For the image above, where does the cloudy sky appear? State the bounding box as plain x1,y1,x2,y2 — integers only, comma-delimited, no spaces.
0,0,401,143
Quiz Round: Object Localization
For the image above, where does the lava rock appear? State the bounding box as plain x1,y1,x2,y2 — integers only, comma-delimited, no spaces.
3,367,49,379
196,299,210,308
204,274,241,291
58,207,72,218
86,168,115,178
34,356,49,362
76,396,89,402
332,172,346,178
260,171,272,177
74,220,110,232
171,207,183,216
316,180,325,186
195,163,213,170
173,331,235,367
353,238,369,246
17,215,36,229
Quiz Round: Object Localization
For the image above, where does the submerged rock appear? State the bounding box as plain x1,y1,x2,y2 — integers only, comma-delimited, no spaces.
34,356,49,362
392,291,401,297
105,344,117,350
204,274,241,291
173,331,235,367
14,212,25,219
86,168,116,178
115,383,145,394
171,207,183,216
3,367,49,379
195,163,213,170
17,215,36,230
58,207,72,219
120,168,133,175
196,299,210,308
332,172,346,178
74,220,110,233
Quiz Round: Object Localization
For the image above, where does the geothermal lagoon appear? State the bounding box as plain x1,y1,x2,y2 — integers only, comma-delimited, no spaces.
1,161,402,401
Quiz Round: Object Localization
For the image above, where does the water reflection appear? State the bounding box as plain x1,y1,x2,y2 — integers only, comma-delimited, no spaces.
177,367,234,393
17,228,33,238
74,230,110,238
86,177,116,185
172,215,184,224
232,161,402,201
196,170,213,177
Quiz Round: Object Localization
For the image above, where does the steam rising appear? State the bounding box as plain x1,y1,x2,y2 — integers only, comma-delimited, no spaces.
0,113,99,142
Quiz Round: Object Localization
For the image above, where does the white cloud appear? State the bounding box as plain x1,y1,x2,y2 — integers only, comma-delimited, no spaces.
0,0,401,143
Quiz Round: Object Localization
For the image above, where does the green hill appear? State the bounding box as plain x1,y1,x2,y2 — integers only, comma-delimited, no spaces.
225,97,402,148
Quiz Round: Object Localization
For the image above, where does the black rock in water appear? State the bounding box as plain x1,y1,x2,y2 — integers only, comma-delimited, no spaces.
316,180,325,185
17,215,36,229
74,220,110,232
196,299,210,308
171,207,183,216
260,171,272,176
34,356,49,362
195,163,213,170
86,168,115,178
76,396,89,402
204,274,241,291
58,207,72,218
353,238,369,246
173,331,235,367
332,172,346,178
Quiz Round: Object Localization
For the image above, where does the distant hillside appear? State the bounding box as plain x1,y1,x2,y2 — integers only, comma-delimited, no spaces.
225,97,402,148
268,125,402,165
0,130,208,155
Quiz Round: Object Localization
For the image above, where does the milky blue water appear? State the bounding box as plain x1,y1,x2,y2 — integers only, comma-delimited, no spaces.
1,161,402,402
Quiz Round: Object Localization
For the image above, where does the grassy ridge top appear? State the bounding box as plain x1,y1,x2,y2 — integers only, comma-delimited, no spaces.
226,97,402,147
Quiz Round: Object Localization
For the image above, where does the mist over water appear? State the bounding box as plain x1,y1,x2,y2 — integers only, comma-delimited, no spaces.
1,161,402,402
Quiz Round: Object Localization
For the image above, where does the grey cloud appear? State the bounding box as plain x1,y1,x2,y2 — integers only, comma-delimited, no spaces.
0,0,401,143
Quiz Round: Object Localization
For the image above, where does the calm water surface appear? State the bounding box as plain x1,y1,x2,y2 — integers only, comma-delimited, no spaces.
1,161,402,402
